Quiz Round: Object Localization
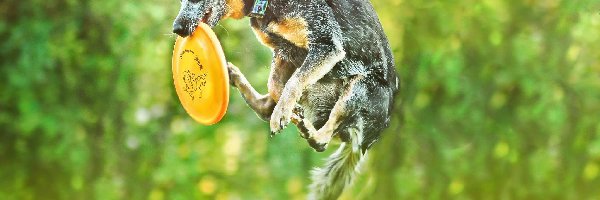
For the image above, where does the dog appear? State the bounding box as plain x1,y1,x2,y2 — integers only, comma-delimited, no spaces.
173,0,399,199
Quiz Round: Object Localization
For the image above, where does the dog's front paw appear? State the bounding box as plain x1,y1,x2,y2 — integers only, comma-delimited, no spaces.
227,62,241,86
269,103,293,136
291,106,310,139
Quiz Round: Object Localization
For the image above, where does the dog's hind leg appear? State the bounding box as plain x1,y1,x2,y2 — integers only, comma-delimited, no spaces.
307,75,366,152
290,105,318,139
228,63,275,121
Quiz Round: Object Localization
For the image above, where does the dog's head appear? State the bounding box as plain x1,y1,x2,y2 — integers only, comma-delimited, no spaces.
173,0,227,37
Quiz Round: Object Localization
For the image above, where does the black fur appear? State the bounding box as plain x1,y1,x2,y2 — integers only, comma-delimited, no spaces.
173,0,399,199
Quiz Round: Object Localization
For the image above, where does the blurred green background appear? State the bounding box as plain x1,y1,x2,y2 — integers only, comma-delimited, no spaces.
2,0,600,199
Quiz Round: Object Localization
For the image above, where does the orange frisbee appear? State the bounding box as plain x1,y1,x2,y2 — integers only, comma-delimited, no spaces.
172,23,229,125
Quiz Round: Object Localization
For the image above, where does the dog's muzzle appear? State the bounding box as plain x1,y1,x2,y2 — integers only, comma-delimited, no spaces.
173,22,187,37
173,9,214,37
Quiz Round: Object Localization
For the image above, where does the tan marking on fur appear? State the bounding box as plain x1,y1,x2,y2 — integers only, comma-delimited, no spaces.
225,0,245,19
268,18,309,49
268,57,288,101
252,27,275,49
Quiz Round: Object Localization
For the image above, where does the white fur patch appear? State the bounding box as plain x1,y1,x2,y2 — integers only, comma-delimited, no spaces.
308,130,366,200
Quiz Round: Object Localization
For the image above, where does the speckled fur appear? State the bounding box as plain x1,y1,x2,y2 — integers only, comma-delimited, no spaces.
173,0,399,199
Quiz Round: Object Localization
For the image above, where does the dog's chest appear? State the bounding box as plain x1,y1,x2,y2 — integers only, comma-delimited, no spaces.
251,17,309,49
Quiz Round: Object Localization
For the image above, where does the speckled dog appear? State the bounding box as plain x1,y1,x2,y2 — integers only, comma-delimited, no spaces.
173,0,399,199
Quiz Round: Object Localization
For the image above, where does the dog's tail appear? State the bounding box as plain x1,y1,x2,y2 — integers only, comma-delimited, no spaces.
308,139,367,200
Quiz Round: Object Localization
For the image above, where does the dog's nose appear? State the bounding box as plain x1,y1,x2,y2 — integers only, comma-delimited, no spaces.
173,23,187,37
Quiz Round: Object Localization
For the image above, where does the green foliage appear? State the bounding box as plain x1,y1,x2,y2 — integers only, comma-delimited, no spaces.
1,0,600,199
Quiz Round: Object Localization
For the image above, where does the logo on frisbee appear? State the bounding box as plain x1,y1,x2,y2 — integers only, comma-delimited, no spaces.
179,50,208,101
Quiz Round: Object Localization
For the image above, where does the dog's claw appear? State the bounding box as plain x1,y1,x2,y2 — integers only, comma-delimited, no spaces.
270,87,301,136
279,118,286,130
269,103,293,135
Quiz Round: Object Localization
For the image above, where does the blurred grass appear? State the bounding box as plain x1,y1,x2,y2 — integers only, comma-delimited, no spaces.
1,0,600,199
